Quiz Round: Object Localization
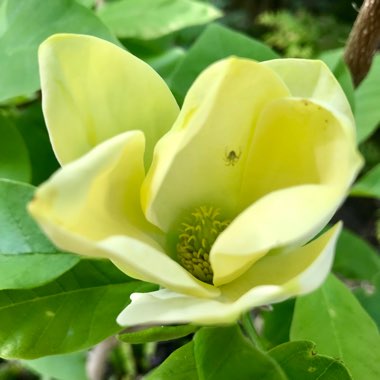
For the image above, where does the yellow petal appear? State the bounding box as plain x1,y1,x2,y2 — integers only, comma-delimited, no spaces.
239,98,362,206
143,57,290,231
211,185,343,286
29,130,217,298
117,224,340,326
263,59,354,127
221,222,342,300
210,97,362,286
39,34,179,166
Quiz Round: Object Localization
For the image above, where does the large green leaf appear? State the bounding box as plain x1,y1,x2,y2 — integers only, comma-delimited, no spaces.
0,180,79,290
0,0,118,102
145,341,198,380
0,259,156,359
0,114,31,182
147,325,288,380
291,275,380,380
355,54,380,143
23,351,87,380
12,103,59,186
194,325,287,380
169,23,279,104
354,272,380,329
333,228,380,281
351,163,380,199
269,341,352,379
97,0,222,40
261,300,295,349
119,324,198,344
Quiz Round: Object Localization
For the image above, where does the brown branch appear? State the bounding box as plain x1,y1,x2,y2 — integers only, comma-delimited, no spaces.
86,336,118,380
344,0,380,87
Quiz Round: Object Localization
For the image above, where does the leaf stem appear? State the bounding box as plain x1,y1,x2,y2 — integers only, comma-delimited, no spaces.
241,311,265,351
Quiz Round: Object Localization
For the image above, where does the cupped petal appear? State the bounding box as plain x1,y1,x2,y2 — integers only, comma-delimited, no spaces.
142,57,290,231
210,97,362,286
29,130,217,298
39,33,179,166
221,222,342,300
117,224,340,326
239,98,362,206
211,185,343,286
262,59,355,127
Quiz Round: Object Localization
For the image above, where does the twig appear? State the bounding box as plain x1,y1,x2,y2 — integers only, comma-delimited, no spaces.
86,336,118,380
344,0,380,87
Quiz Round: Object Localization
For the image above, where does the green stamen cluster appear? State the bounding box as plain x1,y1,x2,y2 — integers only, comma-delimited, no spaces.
177,206,230,284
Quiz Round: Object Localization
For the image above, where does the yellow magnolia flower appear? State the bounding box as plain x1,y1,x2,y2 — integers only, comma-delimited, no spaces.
29,34,363,325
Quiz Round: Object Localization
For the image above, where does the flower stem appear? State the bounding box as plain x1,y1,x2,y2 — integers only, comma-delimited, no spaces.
241,311,265,351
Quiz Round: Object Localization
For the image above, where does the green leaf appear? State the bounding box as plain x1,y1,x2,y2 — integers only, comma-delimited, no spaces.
0,114,31,182
333,228,380,281
194,325,287,380
351,163,380,199
97,0,222,40
355,54,380,143
22,351,87,380
75,0,95,7
147,325,289,380
169,23,279,104
145,341,198,380
0,0,118,102
0,259,156,359
119,324,198,344
291,275,380,380
0,179,79,290
146,47,186,82
269,341,352,380
354,272,380,329
12,103,59,186
262,300,295,349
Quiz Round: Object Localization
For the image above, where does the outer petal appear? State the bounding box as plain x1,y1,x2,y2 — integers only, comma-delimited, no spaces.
117,224,340,325
39,34,179,166
262,59,355,128
211,98,362,285
142,57,290,231
240,98,362,205
29,131,217,298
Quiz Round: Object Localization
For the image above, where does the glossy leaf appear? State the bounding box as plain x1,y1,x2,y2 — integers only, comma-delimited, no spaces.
0,260,156,359
0,114,31,182
262,300,295,349
169,23,279,104
355,54,380,142
269,341,352,380
148,325,288,380
351,163,380,199
333,228,380,281
0,0,118,102
354,272,380,329
291,275,380,380
145,341,198,380
0,180,79,290
12,103,60,186
23,351,87,380
194,325,287,380
119,324,198,344
97,0,222,40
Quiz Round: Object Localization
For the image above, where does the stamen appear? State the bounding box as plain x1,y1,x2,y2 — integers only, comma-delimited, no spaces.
176,206,230,284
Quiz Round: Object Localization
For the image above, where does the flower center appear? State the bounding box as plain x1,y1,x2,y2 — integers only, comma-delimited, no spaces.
176,206,230,284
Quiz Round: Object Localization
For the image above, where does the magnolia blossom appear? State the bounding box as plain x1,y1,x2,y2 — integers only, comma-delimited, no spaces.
29,34,362,325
